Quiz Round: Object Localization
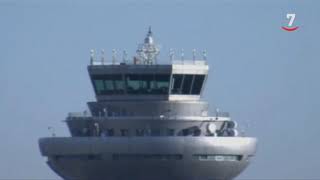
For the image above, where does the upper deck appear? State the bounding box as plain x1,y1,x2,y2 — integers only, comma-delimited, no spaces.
88,28,209,102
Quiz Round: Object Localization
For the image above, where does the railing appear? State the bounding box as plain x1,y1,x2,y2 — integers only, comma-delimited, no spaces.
67,113,231,121
89,49,208,66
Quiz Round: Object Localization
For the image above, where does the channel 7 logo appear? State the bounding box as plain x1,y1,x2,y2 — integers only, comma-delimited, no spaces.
282,13,299,32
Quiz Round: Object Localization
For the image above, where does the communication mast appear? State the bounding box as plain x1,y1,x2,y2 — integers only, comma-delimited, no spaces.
136,27,160,65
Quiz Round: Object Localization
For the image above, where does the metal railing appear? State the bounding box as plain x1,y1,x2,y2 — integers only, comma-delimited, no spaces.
89,49,208,66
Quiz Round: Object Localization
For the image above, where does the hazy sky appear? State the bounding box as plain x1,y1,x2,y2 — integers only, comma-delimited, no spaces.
0,0,319,179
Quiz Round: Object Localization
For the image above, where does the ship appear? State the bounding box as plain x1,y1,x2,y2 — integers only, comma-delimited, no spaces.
39,28,257,180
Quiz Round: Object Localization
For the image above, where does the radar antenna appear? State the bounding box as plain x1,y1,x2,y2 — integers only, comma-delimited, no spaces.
136,26,160,65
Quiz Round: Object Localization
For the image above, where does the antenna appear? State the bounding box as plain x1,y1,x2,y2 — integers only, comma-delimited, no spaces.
136,27,160,65
122,50,128,63
202,50,207,61
181,49,184,63
192,49,196,61
90,49,95,65
148,26,152,34
101,49,105,64
112,49,117,64
169,48,174,62
215,108,220,120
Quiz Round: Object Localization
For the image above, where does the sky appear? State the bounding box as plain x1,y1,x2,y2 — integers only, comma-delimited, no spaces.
0,0,319,179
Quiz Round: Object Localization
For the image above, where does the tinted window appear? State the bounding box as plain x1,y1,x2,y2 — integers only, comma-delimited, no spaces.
182,75,193,94
104,80,114,91
126,74,170,95
170,74,205,95
92,75,124,95
126,74,141,94
171,74,183,94
191,75,205,94
154,74,170,94
93,74,170,95
94,80,105,94
140,74,156,94
113,75,125,94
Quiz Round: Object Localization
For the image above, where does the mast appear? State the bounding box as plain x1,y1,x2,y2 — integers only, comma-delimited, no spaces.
136,26,160,65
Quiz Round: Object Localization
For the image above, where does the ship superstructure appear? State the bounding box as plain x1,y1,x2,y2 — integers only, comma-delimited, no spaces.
39,28,257,180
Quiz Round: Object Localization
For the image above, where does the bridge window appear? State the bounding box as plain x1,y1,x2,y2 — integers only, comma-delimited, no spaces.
155,75,170,94
104,79,114,91
92,73,204,95
171,74,183,94
171,74,205,95
140,74,156,93
92,75,125,95
114,76,125,94
182,75,193,94
93,80,105,95
126,74,170,95
126,74,141,94
191,75,205,94
92,74,170,95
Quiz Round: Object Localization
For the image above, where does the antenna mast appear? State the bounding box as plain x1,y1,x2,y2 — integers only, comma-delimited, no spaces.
136,27,160,65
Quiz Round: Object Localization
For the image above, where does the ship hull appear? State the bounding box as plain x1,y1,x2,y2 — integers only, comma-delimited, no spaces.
39,137,256,180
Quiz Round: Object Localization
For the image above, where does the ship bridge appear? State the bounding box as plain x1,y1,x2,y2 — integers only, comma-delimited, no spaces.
85,28,212,119
88,62,208,101
88,28,208,102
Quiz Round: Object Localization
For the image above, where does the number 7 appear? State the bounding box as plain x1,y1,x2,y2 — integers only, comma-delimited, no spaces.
287,14,296,27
